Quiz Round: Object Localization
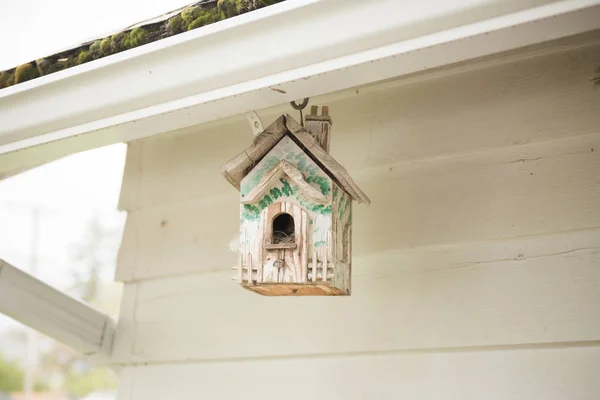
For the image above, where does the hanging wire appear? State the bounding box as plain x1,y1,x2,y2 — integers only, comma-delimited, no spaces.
290,98,309,126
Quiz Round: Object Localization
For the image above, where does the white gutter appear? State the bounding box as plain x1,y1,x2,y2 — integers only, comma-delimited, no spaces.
1,0,600,171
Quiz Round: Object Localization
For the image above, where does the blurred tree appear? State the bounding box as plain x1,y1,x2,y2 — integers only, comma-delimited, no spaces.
0,354,24,392
0,340,48,392
64,368,118,398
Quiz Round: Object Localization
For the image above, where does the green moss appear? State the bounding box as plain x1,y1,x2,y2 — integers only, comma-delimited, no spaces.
167,15,187,35
111,32,132,53
129,27,150,47
218,0,267,17
181,6,202,23
100,37,113,56
89,40,102,59
64,57,78,68
15,63,39,83
218,0,243,18
187,7,222,30
0,0,285,90
0,71,15,88
78,51,93,64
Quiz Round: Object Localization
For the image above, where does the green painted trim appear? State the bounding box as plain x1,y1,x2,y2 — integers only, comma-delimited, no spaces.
240,136,332,197
240,177,332,223
0,0,285,90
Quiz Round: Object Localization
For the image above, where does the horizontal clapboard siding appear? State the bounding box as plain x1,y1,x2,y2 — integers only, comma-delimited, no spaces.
117,40,600,212
111,228,600,364
116,132,600,281
117,347,600,400
112,39,600,399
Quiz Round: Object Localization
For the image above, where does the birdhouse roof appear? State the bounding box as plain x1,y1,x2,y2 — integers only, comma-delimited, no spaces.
221,114,370,204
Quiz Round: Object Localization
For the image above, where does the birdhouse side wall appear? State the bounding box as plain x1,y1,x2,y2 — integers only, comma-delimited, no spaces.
330,184,352,292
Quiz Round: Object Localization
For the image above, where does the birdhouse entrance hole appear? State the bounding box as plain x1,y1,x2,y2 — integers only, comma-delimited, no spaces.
273,213,295,244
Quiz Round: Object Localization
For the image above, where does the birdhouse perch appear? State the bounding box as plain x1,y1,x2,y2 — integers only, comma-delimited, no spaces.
221,107,369,296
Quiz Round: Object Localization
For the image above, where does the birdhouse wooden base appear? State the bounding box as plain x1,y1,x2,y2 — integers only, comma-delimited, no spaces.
244,283,347,296
221,109,370,296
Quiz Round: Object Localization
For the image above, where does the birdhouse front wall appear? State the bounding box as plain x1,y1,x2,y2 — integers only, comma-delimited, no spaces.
237,136,351,295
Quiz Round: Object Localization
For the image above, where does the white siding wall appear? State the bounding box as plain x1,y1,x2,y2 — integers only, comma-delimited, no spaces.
112,40,600,399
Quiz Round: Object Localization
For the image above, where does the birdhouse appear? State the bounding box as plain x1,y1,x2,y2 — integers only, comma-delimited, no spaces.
221,106,370,296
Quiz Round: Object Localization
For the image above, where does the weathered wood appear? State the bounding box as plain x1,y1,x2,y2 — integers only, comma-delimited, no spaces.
322,235,329,283
311,250,317,282
285,114,370,204
312,273,335,280
220,112,369,204
304,105,332,152
220,115,288,189
247,283,346,296
237,251,243,284
247,253,253,286
265,243,297,250
256,255,263,284
241,160,328,205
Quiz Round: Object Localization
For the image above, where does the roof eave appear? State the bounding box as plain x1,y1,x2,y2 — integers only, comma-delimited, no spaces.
2,0,600,173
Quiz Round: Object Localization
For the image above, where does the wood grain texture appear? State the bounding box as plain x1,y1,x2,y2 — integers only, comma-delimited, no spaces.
111,228,600,364
285,114,370,204
116,132,600,282
220,115,288,189
247,283,345,296
304,105,332,152
117,42,600,212
117,347,600,400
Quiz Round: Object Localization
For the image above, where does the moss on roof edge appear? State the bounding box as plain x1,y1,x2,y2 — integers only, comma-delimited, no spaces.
0,0,285,91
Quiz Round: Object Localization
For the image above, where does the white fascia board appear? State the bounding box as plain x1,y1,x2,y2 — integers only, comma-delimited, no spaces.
1,0,600,170
0,259,115,360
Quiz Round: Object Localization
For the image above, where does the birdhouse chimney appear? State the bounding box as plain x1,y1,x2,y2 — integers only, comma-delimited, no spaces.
304,105,332,153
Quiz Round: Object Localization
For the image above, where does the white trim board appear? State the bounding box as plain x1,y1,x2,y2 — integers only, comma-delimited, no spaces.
1,0,600,172
0,259,115,361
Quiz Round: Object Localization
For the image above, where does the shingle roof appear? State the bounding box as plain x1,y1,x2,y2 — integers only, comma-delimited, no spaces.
0,0,284,91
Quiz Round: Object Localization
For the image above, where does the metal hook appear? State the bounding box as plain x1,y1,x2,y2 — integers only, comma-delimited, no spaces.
290,98,309,127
